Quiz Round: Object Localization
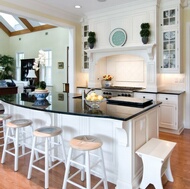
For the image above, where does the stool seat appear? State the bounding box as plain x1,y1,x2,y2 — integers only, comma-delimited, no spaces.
7,119,32,128
70,135,102,151
0,114,12,121
34,126,62,137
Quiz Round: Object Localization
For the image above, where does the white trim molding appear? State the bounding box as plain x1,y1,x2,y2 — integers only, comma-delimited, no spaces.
185,22,190,128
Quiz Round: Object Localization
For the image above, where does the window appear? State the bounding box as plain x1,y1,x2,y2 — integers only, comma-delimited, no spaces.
16,52,24,80
44,50,52,85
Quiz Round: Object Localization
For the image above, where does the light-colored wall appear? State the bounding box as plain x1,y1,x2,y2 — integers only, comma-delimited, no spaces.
0,29,9,55
0,1,85,92
7,27,69,92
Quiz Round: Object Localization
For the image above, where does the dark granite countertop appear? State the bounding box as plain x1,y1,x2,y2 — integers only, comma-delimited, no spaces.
134,89,185,95
0,91,161,121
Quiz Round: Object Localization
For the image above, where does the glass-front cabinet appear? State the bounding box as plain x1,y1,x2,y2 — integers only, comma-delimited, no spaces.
162,30,176,69
160,6,181,73
163,9,176,26
82,24,89,71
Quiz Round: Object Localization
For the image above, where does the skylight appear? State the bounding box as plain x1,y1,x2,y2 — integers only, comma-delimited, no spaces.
0,12,24,30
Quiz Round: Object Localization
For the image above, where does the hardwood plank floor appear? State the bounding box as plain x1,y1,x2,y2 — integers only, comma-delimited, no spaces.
0,129,189,189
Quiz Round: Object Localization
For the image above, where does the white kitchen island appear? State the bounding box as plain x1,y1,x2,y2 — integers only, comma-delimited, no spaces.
0,92,161,189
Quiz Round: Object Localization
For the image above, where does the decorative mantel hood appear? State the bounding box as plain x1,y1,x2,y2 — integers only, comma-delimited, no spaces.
86,43,157,91
85,44,156,63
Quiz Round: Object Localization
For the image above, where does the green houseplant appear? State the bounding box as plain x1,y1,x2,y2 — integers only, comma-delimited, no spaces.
140,23,151,44
88,31,96,49
0,55,14,79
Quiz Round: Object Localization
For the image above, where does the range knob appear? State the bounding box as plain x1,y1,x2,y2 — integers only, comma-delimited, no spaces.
127,94,131,97
122,93,125,96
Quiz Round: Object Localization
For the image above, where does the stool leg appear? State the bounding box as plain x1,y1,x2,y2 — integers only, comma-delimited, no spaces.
100,147,108,189
45,137,49,189
165,157,174,182
27,135,37,179
1,127,10,164
59,134,67,167
62,147,73,189
81,152,85,181
0,120,6,147
14,128,19,171
85,151,91,189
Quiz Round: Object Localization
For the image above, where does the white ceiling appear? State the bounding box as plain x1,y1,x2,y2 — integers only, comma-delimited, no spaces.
34,0,134,18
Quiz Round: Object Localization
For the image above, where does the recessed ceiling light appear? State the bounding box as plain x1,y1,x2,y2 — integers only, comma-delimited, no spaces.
75,5,81,9
97,0,106,2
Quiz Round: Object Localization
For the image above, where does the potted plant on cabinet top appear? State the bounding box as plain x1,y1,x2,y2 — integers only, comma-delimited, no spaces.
88,31,96,49
140,23,151,44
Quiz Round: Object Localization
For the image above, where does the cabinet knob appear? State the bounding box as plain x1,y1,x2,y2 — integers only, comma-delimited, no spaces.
143,96,145,98
166,98,168,100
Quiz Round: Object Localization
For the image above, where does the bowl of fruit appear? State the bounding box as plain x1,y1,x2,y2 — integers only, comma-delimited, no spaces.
85,92,105,109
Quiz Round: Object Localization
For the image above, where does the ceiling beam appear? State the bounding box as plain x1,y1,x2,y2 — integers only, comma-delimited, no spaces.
0,22,11,36
10,24,57,36
19,17,34,32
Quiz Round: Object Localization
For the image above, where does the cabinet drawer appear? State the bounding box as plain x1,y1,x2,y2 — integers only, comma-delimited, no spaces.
157,94,177,103
134,93,157,101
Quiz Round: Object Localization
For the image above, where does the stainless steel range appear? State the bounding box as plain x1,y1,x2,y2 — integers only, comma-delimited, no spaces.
102,86,144,98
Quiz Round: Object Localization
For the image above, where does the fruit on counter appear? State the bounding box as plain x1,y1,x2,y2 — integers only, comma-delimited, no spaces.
86,92,103,101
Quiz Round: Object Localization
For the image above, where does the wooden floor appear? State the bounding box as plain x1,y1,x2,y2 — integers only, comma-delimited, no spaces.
0,129,190,189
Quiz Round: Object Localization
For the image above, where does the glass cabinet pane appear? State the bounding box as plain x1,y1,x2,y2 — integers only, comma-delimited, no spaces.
163,9,176,26
162,31,176,69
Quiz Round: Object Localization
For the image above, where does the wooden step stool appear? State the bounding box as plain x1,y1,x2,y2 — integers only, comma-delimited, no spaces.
136,138,176,189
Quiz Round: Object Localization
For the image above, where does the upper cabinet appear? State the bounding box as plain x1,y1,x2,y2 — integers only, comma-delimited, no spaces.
159,5,182,73
81,24,89,72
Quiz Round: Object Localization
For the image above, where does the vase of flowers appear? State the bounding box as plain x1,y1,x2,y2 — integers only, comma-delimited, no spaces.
33,50,46,81
102,74,113,88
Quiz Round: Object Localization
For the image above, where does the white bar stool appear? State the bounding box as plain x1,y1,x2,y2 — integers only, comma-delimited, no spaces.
27,126,67,189
62,135,108,189
0,114,12,147
1,119,33,171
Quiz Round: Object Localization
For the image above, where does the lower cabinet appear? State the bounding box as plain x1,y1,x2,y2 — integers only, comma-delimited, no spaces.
134,92,184,134
157,94,184,134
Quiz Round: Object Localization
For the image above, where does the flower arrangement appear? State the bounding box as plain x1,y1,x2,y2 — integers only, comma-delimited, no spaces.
103,74,113,81
33,50,46,71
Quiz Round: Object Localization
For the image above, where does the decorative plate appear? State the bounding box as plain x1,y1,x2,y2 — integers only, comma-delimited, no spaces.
109,28,127,47
164,32,170,40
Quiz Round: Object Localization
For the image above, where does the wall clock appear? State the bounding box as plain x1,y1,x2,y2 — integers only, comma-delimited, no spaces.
109,28,127,47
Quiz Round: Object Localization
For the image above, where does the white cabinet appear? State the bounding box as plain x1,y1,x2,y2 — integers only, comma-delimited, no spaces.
159,5,182,73
134,92,157,101
81,24,89,72
157,93,184,134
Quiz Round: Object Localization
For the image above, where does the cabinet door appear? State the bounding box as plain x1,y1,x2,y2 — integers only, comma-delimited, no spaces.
82,24,89,72
161,30,177,71
162,9,176,26
159,103,177,130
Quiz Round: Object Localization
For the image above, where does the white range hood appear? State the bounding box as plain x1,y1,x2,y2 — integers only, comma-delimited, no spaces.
85,44,158,91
